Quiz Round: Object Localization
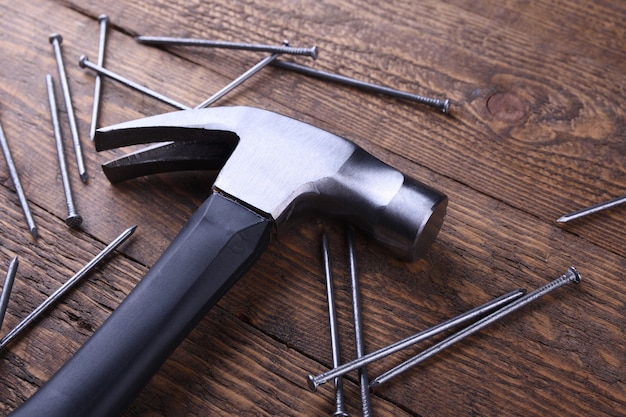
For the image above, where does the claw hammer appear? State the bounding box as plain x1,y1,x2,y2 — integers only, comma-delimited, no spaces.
10,106,447,416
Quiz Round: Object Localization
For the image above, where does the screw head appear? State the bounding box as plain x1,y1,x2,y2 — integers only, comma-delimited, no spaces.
49,33,63,44
98,14,109,23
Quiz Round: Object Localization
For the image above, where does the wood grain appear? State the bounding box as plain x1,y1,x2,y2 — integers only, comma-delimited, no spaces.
0,0,624,415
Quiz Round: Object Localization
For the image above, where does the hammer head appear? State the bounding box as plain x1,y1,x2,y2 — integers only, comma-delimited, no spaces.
95,106,447,261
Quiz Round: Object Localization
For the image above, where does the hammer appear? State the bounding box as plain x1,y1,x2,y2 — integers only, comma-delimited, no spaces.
10,106,447,416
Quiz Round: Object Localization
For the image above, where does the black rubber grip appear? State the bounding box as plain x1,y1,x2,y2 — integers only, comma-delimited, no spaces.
10,192,272,417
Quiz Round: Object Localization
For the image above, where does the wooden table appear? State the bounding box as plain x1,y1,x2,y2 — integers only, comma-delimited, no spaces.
0,1,624,415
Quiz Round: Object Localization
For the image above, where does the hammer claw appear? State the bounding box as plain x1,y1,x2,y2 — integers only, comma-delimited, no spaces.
102,140,233,183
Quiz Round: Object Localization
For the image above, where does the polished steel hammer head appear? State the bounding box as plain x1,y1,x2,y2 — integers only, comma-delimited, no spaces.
10,106,447,417
96,106,447,261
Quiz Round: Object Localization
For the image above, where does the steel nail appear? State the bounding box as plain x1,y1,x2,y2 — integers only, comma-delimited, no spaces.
46,74,83,228
307,288,525,391
0,257,19,331
556,194,626,223
322,233,349,417
49,33,87,182
194,41,290,109
0,226,137,352
346,226,371,416
0,121,38,238
89,14,110,141
79,55,191,110
272,60,451,114
136,36,319,59
370,267,582,387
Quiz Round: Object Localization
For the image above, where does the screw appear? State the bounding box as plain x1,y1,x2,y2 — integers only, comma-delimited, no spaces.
79,55,191,110
272,60,451,114
557,194,626,223
370,267,582,387
307,288,525,391
0,256,19,331
0,121,38,238
346,226,371,417
46,74,83,228
136,35,319,59
89,15,110,141
49,33,87,182
194,41,292,109
0,226,137,352
321,233,349,417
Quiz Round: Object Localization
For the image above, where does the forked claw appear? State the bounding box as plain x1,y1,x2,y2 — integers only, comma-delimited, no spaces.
102,140,233,183
94,109,239,182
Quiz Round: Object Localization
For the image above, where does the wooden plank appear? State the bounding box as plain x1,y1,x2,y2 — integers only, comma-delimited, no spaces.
0,0,624,416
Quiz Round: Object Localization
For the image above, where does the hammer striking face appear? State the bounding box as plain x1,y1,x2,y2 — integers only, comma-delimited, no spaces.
10,106,447,417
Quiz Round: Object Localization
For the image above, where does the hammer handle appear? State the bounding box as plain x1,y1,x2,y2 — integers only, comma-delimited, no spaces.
10,192,272,417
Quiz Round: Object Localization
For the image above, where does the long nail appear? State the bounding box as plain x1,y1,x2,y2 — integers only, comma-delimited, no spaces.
322,233,349,417
79,55,191,110
370,267,582,387
346,227,371,416
0,257,19,331
0,121,38,238
194,48,284,109
136,36,319,59
557,195,626,223
49,34,87,182
307,288,525,391
89,15,110,141
46,74,83,228
272,60,451,114
0,226,137,352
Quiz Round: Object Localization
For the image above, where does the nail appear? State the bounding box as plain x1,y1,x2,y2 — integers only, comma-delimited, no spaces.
49,33,87,182
307,288,525,391
89,15,110,141
321,233,349,417
79,55,191,110
272,60,451,114
46,74,83,228
557,195,626,223
0,121,38,238
136,36,319,59
0,226,137,352
194,42,288,109
0,257,19,331
370,267,582,387
346,226,371,416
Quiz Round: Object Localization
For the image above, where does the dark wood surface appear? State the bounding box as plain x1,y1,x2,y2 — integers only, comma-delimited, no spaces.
0,0,625,415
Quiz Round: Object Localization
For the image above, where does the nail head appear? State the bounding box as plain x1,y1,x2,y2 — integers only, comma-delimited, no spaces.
49,33,63,44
